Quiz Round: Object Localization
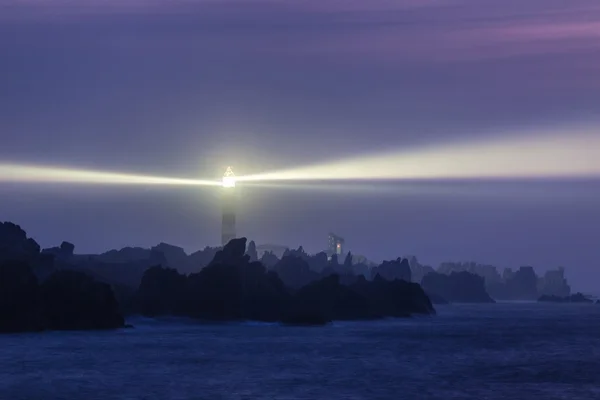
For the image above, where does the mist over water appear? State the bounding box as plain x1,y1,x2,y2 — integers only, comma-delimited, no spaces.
1,303,599,400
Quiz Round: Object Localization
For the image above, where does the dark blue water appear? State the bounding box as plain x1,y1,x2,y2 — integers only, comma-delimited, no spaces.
1,303,599,399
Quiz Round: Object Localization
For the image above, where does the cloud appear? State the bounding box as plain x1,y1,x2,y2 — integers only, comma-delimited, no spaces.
4,0,600,62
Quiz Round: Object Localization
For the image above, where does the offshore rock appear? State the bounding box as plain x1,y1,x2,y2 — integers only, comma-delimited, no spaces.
422,271,495,303
0,261,43,333
371,258,412,282
0,262,125,333
41,270,125,330
538,293,593,303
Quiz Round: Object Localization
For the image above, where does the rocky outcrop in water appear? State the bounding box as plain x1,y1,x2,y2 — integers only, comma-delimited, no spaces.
422,271,495,303
137,238,289,322
538,267,571,298
538,293,593,303
0,261,125,333
352,275,434,316
0,261,43,333
371,258,412,282
284,274,373,323
136,238,436,324
436,261,572,301
0,222,55,279
41,270,125,330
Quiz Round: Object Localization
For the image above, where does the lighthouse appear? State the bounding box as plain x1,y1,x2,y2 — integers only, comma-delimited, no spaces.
221,166,236,246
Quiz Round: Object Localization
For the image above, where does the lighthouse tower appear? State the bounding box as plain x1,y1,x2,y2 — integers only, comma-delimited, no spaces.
221,166,236,246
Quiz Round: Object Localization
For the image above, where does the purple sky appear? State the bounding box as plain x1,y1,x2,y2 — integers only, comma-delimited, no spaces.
1,0,600,291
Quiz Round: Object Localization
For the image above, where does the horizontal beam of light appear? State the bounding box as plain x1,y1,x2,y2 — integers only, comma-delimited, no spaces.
0,164,220,187
236,129,600,183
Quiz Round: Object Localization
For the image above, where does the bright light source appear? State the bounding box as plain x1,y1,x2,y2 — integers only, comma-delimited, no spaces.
222,177,236,188
222,166,236,188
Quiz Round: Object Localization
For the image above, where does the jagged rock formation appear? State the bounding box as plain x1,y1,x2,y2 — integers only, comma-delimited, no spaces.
538,267,571,297
151,243,190,272
137,238,289,322
352,275,434,316
435,260,572,301
281,274,435,324
0,222,55,279
188,246,220,272
407,256,435,284
502,266,539,300
42,241,75,261
284,274,373,323
371,258,412,282
438,262,503,287
422,271,495,303
0,222,41,262
136,237,436,324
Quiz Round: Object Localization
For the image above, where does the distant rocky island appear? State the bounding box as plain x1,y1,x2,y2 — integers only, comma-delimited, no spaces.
538,293,594,303
0,221,588,333
410,258,573,302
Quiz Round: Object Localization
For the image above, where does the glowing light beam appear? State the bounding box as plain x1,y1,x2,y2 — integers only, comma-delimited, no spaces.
236,129,600,183
0,164,220,187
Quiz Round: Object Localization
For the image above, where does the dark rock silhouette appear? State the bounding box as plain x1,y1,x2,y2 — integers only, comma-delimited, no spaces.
273,255,320,290
371,258,412,282
0,260,124,333
151,243,191,273
435,261,571,301
136,266,187,317
185,253,289,322
0,222,56,279
42,241,75,261
308,251,329,273
502,266,539,301
19,221,591,327
352,275,435,316
538,267,571,298
343,252,353,268
137,238,290,322
407,256,435,284
285,274,373,323
438,262,502,287
0,222,41,261
538,293,593,303
187,246,220,272
0,261,43,333
136,237,436,323
422,271,495,303
0,222,55,279
41,270,125,330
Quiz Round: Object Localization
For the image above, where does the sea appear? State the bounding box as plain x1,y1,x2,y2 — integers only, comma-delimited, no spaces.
1,303,599,400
